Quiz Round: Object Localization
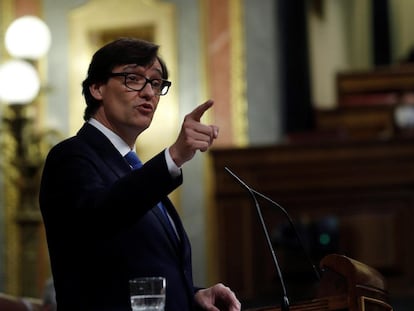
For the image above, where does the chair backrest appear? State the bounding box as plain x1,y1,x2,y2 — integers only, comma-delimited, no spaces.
0,293,42,311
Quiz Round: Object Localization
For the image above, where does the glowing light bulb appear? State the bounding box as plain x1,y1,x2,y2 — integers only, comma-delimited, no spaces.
0,60,40,104
5,15,51,60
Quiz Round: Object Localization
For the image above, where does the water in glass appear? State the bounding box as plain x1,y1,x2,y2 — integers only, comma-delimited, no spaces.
130,294,165,311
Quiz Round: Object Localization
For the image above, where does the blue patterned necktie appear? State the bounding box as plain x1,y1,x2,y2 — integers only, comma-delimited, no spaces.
124,151,143,170
124,151,180,241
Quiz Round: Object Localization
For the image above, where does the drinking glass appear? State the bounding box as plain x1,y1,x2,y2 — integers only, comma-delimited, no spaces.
129,276,166,311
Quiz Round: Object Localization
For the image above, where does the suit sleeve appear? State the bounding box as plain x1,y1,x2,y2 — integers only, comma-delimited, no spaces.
39,143,182,240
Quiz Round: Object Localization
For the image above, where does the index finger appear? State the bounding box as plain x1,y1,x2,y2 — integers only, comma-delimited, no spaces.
188,99,214,121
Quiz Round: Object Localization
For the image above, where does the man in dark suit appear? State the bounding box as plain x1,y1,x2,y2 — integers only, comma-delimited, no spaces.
39,38,241,311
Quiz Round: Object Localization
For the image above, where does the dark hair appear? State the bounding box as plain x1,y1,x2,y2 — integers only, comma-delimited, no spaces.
81,38,169,120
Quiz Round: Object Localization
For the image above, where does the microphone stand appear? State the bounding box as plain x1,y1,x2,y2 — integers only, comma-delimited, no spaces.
225,167,290,311
250,189,321,281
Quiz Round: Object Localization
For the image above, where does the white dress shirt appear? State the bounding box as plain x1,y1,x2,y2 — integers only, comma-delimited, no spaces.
88,118,181,178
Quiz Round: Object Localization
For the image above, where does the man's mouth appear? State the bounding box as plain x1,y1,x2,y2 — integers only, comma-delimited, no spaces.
136,103,153,113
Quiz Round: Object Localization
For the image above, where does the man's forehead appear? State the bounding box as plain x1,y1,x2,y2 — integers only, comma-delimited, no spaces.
120,61,162,72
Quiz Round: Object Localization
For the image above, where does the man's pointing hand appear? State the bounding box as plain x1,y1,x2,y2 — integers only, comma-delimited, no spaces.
169,100,219,167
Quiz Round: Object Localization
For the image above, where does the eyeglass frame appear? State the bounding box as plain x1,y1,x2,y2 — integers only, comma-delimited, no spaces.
108,72,172,96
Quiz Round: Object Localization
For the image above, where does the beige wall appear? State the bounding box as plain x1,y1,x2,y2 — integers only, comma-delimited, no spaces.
390,0,414,61
308,0,414,110
308,0,372,109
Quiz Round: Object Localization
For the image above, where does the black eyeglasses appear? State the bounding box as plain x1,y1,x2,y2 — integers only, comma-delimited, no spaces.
109,72,172,96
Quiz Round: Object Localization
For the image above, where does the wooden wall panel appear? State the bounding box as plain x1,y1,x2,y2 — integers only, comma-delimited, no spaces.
210,138,414,304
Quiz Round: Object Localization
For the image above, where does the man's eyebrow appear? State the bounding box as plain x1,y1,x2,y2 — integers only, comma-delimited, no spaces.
122,64,138,70
120,64,163,77
153,68,163,76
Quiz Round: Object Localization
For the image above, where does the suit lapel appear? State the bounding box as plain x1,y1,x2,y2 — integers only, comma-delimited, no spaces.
77,123,130,177
151,201,181,251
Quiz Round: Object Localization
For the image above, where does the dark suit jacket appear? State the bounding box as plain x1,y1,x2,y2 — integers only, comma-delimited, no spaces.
39,123,198,311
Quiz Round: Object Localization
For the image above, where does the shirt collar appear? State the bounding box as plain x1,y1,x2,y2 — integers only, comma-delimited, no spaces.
88,118,134,156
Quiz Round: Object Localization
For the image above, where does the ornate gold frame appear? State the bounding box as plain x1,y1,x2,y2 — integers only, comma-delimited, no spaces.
229,0,247,146
203,0,247,285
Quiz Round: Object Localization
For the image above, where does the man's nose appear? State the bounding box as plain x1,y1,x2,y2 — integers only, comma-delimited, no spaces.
139,81,156,97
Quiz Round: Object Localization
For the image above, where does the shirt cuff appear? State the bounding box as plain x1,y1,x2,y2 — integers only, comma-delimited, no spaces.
165,148,182,178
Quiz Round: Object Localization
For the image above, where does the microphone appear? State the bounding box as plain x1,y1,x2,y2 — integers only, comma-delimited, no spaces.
225,167,290,311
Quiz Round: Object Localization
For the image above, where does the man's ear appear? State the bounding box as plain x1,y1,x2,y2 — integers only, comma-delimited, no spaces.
89,83,103,100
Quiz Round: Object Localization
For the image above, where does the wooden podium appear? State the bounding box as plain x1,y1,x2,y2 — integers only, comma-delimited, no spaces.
249,254,393,311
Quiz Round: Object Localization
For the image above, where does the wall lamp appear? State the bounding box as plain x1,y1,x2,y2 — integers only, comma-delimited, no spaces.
0,15,51,103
